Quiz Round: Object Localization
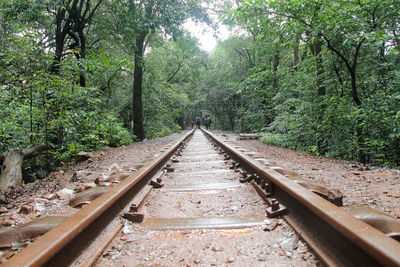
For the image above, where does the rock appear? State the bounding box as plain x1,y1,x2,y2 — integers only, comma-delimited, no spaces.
33,202,46,212
227,257,235,263
42,193,57,200
74,185,85,193
97,182,111,187
19,205,33,214
112,243,123,251
37,169,47,179
212,247,224,252
105,251,121,260
263,220,278,231
76,152,92,163
257,254,267,261
0,196,7,205
75,183,95,193
70,172,78,182
122,222,134,235
280,235,299,251
391,210,400,218
56,188,75,200
0,207,8,214
2,219,13,226
126,237,136,243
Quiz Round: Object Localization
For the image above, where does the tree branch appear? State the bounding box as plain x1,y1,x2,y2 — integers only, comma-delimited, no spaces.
166,63,182,83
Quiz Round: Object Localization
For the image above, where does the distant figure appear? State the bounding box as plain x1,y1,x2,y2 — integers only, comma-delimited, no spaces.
208,116,212,129
204,115,210,130
195,116,201,128
190,121,194,129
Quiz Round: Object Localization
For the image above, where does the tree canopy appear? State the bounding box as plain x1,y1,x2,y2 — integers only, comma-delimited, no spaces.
1,0,400,184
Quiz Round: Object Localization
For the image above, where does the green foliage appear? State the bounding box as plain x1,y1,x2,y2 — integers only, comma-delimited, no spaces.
2,0,400,182
260,133,286,147
0,9,133,171
199,0,400,166
0,69,133,153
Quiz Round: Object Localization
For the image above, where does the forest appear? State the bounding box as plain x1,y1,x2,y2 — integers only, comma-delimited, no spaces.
0,0,400,186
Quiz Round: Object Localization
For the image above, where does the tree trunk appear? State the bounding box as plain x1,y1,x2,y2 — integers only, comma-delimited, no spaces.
133,33,147,140
50,9,69,74
0,150,24,190
51,32,65,74
79,31,86,87
350,71,361,106
0,145,50,191
311,37,325,96
272,49,280,89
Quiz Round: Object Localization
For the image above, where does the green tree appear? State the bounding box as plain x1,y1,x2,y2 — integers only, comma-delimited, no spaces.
230,0,400,164
110,0,210,140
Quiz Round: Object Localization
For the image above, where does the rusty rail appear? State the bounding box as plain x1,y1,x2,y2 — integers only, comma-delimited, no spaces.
3,130,194,267
4,128,400,266
202,129,400,267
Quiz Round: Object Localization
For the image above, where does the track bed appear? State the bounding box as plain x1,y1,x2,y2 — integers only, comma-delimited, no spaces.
95,130,319,266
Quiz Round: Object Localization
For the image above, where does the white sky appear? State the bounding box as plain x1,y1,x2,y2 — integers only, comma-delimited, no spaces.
184,19,231,51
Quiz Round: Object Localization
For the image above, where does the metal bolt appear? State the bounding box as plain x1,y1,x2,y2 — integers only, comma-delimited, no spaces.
261,181,266,189
270,199,280,211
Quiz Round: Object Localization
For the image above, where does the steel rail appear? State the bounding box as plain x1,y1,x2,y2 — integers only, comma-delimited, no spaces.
3,130,194,267
202,129,400,267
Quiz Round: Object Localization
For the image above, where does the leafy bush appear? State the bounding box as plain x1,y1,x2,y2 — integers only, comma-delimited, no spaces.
260,133,286,147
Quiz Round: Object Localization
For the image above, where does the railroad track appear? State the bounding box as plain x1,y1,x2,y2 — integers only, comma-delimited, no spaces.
2,129,400,266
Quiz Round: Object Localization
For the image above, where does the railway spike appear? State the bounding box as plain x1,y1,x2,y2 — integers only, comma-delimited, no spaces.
149,180,163,189
121,212,144,223
240,174,254,183
266,199,287,218
129,204,139,212
261,180,267,189
265,182,274,195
